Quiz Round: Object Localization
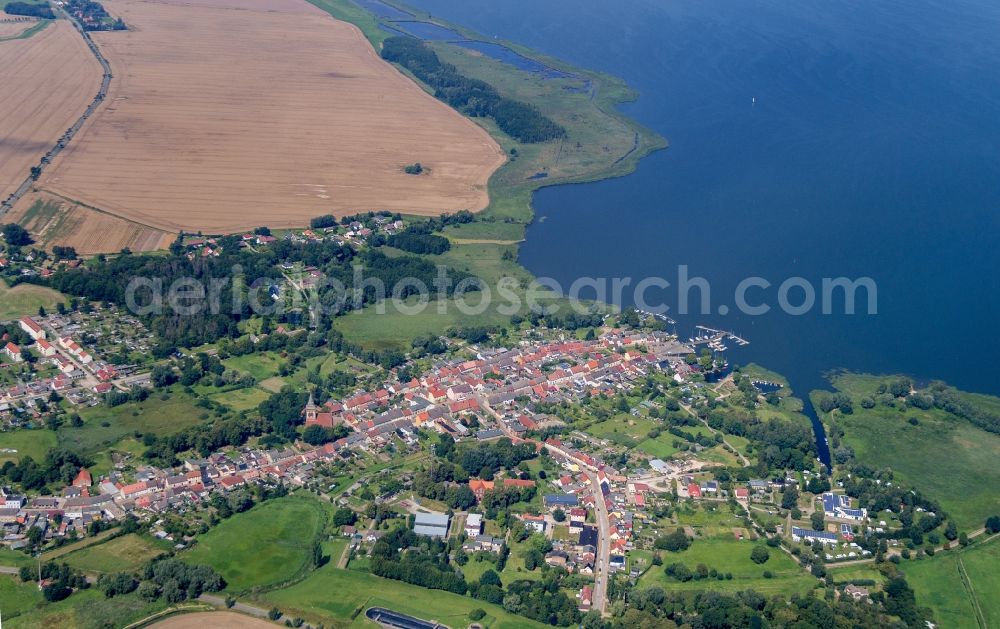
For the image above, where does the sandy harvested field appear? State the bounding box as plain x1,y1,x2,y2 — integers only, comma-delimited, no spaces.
0,20,101,200
148,611,276,629
39,0,506,234
0,14,38,38
9,191,172,254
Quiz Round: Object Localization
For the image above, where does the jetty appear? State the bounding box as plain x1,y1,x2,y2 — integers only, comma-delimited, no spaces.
688,325,750,352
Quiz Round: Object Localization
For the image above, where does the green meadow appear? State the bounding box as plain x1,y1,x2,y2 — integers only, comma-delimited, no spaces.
905,537,1000,629
0,278,67,321
260,564,545,629
4,588,170,629
182,495,329,593
638,535,816,596
55,389,209,461
813,373,1000,530
61,534,172,574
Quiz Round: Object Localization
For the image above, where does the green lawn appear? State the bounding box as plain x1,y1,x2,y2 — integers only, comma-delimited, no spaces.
0,548,34,569
675,504,748,536
4,588,170,629
260,564,546,629
183,495,329,593
638,536,817,596
0,574,44,619
460,555,501,583
222,352,284,381
637,436,681,459
813,374,1000,530
0,279,66,321
583,414,658,448
58,390,208,457
0,428,58,465
499,537,544,583
209,386,270,412
443,221,524,242
61,534,172,574
905,538,1000,629
827,563,887,585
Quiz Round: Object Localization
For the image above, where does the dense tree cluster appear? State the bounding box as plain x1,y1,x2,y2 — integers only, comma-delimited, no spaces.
43,235,473,353
19,562,89,602
0,322,32,347
65,0,126,30
454,439,538,477
0,450,89,492
143,558,224,602
142,413,269,465
371,527,467,594
98,572,138,598
302,423,350,445
381,37,565,143
2,2,54,19
654,528,691,552
257,389,308,438
386,229,451,255
1,222,33,246
745,418,817,470
925,381,1000,434
503,577,580,626
480,484,536,512
511,310,605,331
605,584,918,629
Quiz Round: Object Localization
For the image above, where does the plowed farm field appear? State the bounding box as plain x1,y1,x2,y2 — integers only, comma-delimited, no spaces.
0,20,101,201
38,0,506,234
9,192,172,254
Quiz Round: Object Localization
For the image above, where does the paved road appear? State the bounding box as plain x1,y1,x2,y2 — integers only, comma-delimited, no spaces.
585,471,611,615
480,396,613,614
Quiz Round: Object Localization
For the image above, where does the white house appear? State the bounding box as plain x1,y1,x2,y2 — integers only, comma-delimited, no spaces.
18,316,45,341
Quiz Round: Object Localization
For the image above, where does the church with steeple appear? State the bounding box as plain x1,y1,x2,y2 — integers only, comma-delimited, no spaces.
303,391,337,428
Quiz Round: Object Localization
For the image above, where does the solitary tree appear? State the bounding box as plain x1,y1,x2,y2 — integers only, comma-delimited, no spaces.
750,545,770,565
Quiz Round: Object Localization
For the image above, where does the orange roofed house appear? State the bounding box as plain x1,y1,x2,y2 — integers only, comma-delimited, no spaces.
469,479,495,500
72,468,92,488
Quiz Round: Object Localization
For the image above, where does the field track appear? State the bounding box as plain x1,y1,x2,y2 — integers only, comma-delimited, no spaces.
37,0,506,234
7,192,172,254
147,611,275,628
0,21,102,202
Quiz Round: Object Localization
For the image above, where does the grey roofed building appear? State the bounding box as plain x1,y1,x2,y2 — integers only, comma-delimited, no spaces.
413,524,447,537
544,494,580,508
413,512,450,537
649,459,669,473
414,512,450,527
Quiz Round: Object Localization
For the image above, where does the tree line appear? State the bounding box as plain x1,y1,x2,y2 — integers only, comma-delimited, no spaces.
41,234,474,352
381,37,565,143
3,2,55,19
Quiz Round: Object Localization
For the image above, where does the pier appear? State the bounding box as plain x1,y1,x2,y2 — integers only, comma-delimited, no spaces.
688,325,750,352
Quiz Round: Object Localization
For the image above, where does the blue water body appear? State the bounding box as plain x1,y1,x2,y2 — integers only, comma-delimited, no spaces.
391,20,463,41
353,0,412,20
404,0,1000,411
454,41,573,79
753,382,783,395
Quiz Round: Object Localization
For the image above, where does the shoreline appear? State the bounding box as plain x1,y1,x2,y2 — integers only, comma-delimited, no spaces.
309,0,667,227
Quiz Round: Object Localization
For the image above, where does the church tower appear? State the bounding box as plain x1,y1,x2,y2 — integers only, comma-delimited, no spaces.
304,391,318,423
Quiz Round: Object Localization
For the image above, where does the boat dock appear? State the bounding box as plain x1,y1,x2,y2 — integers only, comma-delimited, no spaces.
688,325,750,352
